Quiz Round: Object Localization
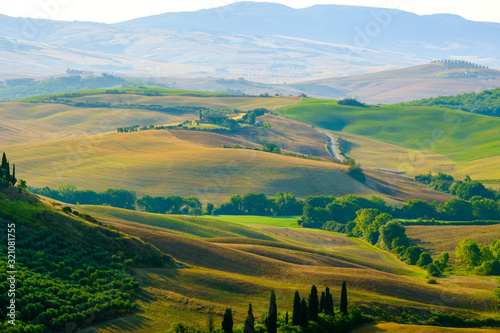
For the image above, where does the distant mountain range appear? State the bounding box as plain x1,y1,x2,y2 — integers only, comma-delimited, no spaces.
1,1,500,102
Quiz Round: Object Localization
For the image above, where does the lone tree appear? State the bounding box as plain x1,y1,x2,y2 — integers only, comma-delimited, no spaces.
17,179,27,193
292,291,301,326
308,285,319,322
268,291,277,333
340,281,348,316
244,304,254,333
222,308,233,333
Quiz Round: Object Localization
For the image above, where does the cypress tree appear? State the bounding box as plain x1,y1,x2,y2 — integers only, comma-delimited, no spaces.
1,152,7,170
222,308,233,333
300,298,308,327
319,291,326,314
244,304,254,333
5,161,9,185
292,291,301,326
308,285,319,322
325,287,334,316
268,290,277,333
328,292,334,317
340,281,348,316
0,152,7,187
11,164,16,186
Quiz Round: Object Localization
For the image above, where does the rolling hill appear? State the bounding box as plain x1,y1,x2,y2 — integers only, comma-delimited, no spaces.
277,98,500,179
0,88,299,147
292,62,500,103
5,129,376,203
68,204,499,332
3,183,497,333
1,88,457,204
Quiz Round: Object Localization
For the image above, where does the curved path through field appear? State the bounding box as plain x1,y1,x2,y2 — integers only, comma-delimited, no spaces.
318,129,344,161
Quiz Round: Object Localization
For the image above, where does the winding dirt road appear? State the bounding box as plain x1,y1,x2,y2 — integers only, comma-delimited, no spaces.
318,129,344,161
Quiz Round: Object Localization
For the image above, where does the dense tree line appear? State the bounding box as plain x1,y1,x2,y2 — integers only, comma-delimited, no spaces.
138,195,202,215
301,192,500,229
399,87,500,117
415,173,498,200
30,185,137,210
455,239,500,275
214,192,303,216
410,173,500,221
299,194,390,228
30,184,500,225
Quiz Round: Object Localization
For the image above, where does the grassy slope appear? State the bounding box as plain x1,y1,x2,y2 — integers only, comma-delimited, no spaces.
333,131,454,175
0,90,299,147
77,206,275,240
334,131,500,180
303,63,500,104
74,206,498,332
0,101,197,147
276,98,500,165
0,187,174,267
8,130,375,203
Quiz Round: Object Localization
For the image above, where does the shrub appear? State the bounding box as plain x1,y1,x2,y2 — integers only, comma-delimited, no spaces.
417,252,433,268
62,206,72,214
427,263,442,277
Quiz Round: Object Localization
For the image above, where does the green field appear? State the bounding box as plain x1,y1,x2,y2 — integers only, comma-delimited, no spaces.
203,215,301,228
277,98,500,163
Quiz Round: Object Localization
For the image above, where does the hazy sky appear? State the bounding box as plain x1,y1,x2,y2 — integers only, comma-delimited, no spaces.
1,0,500,24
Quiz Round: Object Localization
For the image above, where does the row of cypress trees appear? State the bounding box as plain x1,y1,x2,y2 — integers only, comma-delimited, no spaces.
292,282,348,328
0,152,16,188
221,282,348,333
